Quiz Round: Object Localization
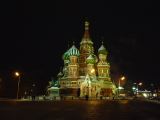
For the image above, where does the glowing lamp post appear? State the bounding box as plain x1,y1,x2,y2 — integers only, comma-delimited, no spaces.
15,72,21,99
137,82,142,95
134,82,143,97
118,76,125,97
118,76,125,89
139,82,142,86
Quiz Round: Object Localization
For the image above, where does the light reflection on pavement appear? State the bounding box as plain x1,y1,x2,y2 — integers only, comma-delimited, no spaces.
0,100,160,120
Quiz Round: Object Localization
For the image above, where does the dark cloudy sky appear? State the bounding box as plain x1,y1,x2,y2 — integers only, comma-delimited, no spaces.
0,1,160,96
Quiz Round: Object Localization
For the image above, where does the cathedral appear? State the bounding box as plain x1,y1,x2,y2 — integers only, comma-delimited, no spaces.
48,21,117,99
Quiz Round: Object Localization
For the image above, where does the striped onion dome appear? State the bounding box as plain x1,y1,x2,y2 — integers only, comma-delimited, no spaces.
67,45,80,57
98,44,107,55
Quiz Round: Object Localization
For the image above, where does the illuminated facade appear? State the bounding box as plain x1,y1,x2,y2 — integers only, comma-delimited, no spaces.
51,21,116,98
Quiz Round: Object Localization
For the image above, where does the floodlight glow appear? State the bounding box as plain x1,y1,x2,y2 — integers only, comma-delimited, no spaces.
91,69,95,73
138,82,142,86
118,86,124,90
142,93,147,98
15,72,20,77
121,76,125,80
132,87,136,90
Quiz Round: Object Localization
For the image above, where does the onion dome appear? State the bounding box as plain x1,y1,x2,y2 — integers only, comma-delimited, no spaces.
86,54,96,64
62,50,70,60
98,42,108,55
67,45,80,57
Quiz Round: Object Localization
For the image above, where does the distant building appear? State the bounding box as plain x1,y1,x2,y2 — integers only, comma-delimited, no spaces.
48,21,116,99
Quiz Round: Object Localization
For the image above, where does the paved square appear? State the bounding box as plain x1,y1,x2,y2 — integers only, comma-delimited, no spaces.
0,100,160,120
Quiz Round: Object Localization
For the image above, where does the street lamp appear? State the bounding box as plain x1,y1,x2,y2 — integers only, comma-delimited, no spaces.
15,72,21,99
137,82,142,93
134,82,142,97
118,76,125,89
118,76,125,97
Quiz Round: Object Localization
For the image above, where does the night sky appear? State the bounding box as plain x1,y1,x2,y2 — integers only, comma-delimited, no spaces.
0,1,160,97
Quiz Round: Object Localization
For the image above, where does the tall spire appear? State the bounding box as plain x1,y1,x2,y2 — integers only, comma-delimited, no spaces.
83,21,90,39
85,21,89,31
79,20,94,76
80,20,93,45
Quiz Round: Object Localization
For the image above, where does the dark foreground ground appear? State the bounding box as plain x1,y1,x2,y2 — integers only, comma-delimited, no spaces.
0,99,160,120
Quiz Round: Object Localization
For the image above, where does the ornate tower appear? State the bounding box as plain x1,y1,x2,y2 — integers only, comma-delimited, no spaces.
60,44,80,96
79,21,94,76
97,42,111,81
68,44,80,79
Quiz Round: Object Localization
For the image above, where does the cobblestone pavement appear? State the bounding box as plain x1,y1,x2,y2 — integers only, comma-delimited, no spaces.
0,100,160,120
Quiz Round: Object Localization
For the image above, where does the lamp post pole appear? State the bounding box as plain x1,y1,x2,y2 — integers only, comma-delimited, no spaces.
17,76,21,99
118,76,125,98
15,72,21,99
134,82,142,97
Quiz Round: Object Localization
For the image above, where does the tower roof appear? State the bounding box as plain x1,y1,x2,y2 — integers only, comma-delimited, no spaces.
98,42,108,55
86,54,96,64
63,42,80,60
98,44,106,51
87,54,94,60
68,45,80,57
80,21,93,45
62,41,71,60
62,50,70,60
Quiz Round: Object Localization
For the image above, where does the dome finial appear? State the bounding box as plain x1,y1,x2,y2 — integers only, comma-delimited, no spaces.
73,40,75,45
102,41,104,45
101,37,104,45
